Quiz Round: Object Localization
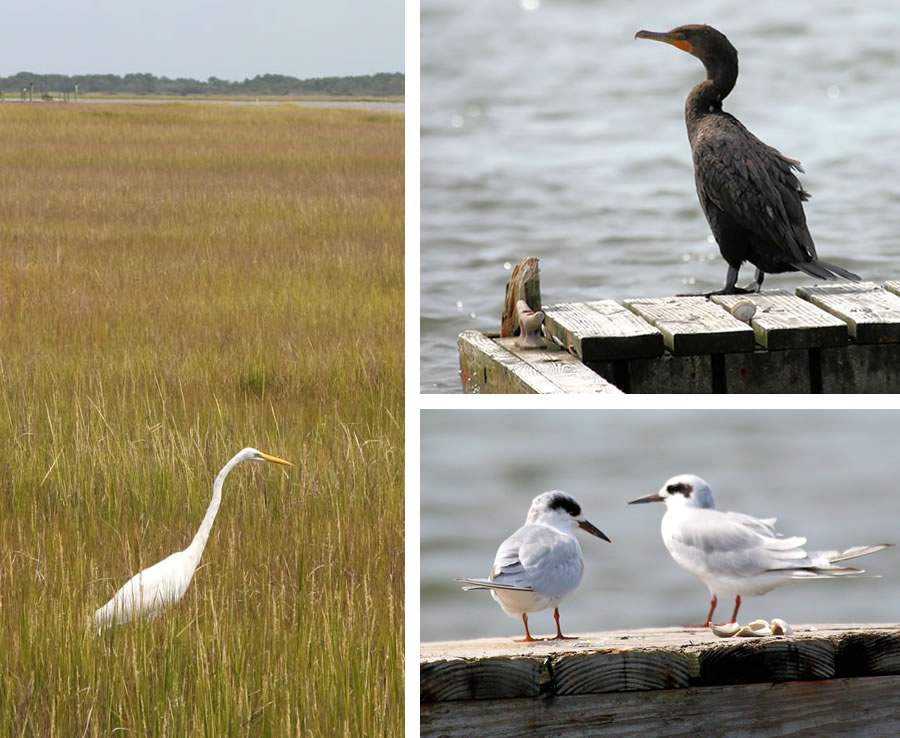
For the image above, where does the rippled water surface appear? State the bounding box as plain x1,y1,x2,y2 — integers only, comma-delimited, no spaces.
420,410,900,641
421,0,900,392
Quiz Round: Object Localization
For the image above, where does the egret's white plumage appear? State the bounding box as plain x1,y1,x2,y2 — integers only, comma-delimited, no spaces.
629,474,891,627
456,491,611,641
92,447,292,634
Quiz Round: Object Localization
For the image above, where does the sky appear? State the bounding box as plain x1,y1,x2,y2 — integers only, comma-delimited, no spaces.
1,0,404,81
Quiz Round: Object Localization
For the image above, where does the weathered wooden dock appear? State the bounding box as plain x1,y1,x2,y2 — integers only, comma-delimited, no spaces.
458,259,900,393
421,624,900,736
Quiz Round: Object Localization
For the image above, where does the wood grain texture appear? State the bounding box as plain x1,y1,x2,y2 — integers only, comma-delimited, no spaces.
552,649,692,694
457,330,622,394
458,330,545,393
623,296,755,355
542,301,664,361
797,282,900,343
501,257,541,338
836,632,900,676
421,675,900,737
711,290,847,350
627,353,713,393
723,348,811,393
421,625,900,701
421,656,544,702
818,343,900,393
496,338,623,394
696,638,835,685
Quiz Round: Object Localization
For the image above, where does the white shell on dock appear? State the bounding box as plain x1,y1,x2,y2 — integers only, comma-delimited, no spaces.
771,618,793,636
711,618,789,638
710,622,742,638
730,300,757,323
739,619,773,637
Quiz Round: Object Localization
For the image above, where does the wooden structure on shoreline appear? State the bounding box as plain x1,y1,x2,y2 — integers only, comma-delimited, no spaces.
458,259,900,393
421,624,900,736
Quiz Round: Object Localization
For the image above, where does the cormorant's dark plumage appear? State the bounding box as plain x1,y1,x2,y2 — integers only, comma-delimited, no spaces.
635,24,860,294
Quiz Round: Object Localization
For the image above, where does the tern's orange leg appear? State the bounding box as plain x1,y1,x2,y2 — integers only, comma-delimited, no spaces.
550,607,576,640
726,595,742,624
685,596,718,628
514,613,544,642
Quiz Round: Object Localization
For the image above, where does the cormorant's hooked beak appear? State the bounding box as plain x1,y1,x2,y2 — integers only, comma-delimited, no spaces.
258,452,294,467
627,492,666,505
635,29,692,54
579,519,612,543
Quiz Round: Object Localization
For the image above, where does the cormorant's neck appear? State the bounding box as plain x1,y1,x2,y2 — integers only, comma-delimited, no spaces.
684,57,737,133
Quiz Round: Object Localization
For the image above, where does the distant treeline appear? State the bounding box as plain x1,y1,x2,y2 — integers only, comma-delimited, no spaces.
0,71,404,97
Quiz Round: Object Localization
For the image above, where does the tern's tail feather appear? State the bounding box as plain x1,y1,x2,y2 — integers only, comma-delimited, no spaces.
825,543,893,564
780,544,892,580
455,577,534,592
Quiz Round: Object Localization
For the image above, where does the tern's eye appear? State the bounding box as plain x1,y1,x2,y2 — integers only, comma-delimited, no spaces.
666,481,692,496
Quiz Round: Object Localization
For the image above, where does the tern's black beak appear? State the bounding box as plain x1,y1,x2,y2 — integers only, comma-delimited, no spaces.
579,519,612,543
627,492,666,505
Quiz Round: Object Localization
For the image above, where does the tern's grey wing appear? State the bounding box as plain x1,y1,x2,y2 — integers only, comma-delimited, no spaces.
669,509,809,580
490,523,584,599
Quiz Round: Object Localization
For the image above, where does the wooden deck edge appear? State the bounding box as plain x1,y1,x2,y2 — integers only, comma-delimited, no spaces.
457,330,622,394
421,674,900,737
421,624,900,702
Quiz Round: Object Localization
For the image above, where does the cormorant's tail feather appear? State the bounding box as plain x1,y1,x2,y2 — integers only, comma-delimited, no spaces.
794,259,861,282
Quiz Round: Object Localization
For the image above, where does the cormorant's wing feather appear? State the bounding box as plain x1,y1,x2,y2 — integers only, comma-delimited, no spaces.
693,113,814,265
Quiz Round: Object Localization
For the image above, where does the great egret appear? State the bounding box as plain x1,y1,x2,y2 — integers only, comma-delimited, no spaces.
92,447,292,633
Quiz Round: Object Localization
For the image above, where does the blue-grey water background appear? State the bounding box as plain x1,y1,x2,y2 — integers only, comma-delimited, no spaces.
420,0,900,392
421,410,900,642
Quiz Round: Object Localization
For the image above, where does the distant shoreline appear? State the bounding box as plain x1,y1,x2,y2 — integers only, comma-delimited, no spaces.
2,94,404,112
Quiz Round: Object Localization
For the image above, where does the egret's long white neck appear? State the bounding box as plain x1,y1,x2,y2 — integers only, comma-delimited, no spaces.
183,452,245,569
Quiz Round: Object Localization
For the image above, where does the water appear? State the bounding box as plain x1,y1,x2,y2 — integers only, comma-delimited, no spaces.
421,410,900,642
420,0,900,392
71,98,404,112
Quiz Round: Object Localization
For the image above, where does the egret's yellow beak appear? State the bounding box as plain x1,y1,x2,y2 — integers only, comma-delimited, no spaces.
259,452,293,467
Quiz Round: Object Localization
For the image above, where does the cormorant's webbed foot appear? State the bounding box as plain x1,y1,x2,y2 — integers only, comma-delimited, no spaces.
676,286,751,297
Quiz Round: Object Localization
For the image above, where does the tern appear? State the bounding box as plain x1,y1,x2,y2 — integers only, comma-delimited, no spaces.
456,490,611,642
629,474,891,627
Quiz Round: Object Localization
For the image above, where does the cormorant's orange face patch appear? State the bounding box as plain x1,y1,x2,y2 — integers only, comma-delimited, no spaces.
635,30,693,54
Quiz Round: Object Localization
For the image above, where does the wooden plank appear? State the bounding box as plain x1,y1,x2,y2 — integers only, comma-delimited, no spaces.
884,280,900,298
819,343,900,393
457,330,556,394
420,656,544,702
457,331,622,394
711,289,847,350
627,353,713,393
696,638,834,685
421,675,900,737
553,650,692,694
496,338,623,394
542,301,663,361
796,282,900,343
837,631,900,676
723,348,811,393
420,625,900,700
623,296,755,355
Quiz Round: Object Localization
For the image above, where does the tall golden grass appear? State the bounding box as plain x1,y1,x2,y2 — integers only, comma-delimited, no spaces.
0,102,403,735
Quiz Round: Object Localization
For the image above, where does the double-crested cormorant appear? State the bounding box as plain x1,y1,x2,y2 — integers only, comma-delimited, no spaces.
635,25,860,294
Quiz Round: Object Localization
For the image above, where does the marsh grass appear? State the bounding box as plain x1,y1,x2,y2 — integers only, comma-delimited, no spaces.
0,103,403,735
